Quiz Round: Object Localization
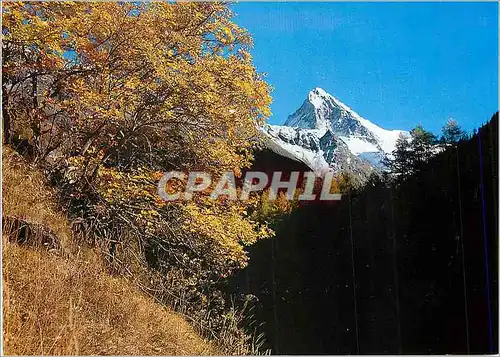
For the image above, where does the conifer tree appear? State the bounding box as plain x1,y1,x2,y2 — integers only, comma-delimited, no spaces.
385,133,413,178
409,124,437,167
441,119,466,144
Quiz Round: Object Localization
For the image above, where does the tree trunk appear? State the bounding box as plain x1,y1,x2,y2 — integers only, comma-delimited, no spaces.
3,85,11,144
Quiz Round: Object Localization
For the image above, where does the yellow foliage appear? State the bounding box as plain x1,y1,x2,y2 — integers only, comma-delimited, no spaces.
3,4,282,351
3,1,277,331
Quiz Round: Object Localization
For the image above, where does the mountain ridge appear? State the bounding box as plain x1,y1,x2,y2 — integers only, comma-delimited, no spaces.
261,87,409,177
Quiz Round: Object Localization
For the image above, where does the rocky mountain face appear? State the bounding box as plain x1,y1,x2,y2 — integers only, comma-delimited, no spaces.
260,87,408,180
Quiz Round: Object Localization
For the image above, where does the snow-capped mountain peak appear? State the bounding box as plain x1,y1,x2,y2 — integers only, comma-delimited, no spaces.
308,87,330,108
261,87,409,177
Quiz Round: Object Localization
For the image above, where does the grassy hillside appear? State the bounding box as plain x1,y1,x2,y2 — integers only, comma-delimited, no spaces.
2,147,215,355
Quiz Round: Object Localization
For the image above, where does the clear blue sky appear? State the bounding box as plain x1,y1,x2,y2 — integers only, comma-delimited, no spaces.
232,2,498,134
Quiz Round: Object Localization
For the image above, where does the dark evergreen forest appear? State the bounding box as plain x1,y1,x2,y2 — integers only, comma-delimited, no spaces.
228,113,498,354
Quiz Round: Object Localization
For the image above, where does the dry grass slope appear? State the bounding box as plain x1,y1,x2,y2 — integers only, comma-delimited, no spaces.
2,147,216,355
2,147,73,252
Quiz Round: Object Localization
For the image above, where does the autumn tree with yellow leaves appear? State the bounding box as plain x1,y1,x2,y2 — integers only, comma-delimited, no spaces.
3,2,275,348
